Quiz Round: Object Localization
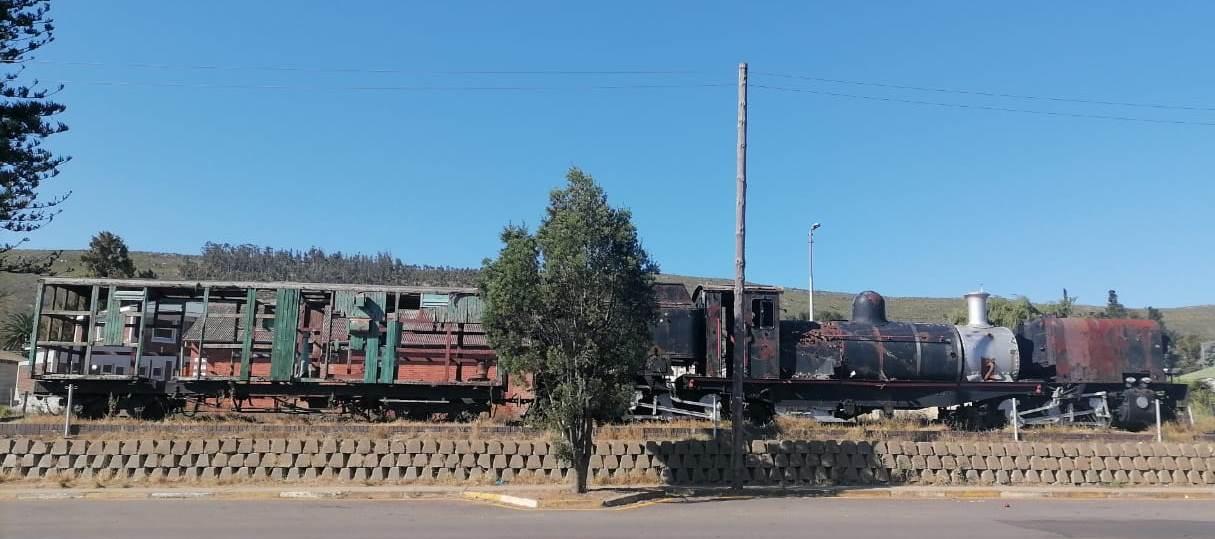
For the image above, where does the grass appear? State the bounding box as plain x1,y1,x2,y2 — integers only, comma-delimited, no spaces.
1179,366,1215,384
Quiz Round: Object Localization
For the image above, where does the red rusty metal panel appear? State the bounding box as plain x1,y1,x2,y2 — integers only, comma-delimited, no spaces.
1046,318,1163,384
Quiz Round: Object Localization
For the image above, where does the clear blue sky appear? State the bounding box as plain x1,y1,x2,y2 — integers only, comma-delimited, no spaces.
20,1,1215,307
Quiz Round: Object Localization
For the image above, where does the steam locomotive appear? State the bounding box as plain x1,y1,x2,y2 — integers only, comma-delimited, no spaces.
636,284,1188,430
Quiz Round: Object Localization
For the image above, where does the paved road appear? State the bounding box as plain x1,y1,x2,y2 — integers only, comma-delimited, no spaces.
3,497,1214,539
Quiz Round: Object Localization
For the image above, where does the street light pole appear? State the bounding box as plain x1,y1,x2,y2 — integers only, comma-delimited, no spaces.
808,223,820,321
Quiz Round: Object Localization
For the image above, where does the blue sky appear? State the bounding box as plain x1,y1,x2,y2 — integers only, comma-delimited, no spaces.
18,1,1215,307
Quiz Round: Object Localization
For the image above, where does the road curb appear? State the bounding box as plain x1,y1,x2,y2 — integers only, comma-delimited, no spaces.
831,488,1215,500
601,490,667,507
461,489,668,509
4,485,1212,503
463,491,539,508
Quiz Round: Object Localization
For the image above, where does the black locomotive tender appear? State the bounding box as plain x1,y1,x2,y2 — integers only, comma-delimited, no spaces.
638,283,1187,429
26,277,1186,429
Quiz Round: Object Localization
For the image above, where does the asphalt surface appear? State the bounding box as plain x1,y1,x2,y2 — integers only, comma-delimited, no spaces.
2,498,1214,539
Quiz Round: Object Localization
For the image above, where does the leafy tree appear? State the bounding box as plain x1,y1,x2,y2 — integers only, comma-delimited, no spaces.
0,0,69,274
948,296,1041,328
80,231,136,278
136,268,157,278
0,310,31,350
1147,306,1205,372
1170,333,1203,373
480,167,658,493
1039,288,1077,318
1146,306,1165,327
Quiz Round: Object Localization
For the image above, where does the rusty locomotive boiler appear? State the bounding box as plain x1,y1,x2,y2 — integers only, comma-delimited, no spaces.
638,286,1187,430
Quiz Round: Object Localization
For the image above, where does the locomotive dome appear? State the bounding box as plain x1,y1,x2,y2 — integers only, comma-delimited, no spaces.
851,290,888,324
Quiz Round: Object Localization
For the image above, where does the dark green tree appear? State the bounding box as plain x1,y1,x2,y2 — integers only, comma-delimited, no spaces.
181,242,478,286
0,1,69,274
480,167,658,493
0,310,31,350
1103,289,1129,319
80,231,136,278
1147,306,1204,372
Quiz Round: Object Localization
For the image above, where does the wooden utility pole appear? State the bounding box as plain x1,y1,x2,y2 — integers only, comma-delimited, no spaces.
731,62,748,490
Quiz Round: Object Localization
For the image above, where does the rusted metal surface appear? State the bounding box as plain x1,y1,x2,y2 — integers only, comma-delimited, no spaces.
693,285,781,379
850,290,887,325
791,320,962,382
783,292,963,382
698,287,726,378
1021,317,1165,383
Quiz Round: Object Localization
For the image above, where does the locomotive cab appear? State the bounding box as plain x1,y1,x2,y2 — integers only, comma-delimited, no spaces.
693,285,782,380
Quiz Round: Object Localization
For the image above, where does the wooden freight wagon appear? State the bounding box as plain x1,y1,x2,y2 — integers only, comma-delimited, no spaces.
27,277,528,419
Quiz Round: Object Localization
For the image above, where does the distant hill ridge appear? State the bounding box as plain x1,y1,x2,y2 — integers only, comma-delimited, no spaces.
2,249,1212,341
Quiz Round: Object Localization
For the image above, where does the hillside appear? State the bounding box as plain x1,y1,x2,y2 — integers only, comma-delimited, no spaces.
1179,365,1215,384
1,249,1213,341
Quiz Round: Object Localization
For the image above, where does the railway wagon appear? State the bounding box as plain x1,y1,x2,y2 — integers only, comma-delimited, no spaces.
25,277,518,419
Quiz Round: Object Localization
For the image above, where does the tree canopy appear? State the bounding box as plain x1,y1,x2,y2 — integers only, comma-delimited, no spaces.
479,167,658,493
948,296,1042,328
0,0,69,274
181,242,477,286
81,231,137,278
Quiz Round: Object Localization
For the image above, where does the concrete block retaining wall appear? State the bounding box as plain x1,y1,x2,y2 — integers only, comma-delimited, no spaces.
2,436,1214,487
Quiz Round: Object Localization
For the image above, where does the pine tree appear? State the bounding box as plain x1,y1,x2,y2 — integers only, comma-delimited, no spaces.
0,1,70,273
1104,289,1129,319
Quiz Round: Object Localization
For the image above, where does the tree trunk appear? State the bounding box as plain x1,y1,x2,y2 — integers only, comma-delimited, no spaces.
569,422,593,493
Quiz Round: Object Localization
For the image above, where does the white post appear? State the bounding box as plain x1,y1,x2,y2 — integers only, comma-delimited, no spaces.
807,223,820,321
63,384,74,438
11,363,21,406
1011,398,1019,442
1155,397,1163,443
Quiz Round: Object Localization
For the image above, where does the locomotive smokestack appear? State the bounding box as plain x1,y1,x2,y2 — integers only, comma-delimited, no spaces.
851,291,888,325
965,290,990,327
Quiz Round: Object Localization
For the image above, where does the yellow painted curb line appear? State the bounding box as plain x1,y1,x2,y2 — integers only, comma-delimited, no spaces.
463,491,539,509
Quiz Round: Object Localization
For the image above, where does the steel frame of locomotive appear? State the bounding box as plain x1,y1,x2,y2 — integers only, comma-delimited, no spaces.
26,277,508,419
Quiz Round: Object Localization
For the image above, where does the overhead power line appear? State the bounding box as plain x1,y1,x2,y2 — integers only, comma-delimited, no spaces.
755,71,1215,112
34,59,701,76
752,83,1215,127
53,79,733,91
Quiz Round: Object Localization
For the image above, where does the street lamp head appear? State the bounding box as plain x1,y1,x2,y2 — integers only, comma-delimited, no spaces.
811,223,821,231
